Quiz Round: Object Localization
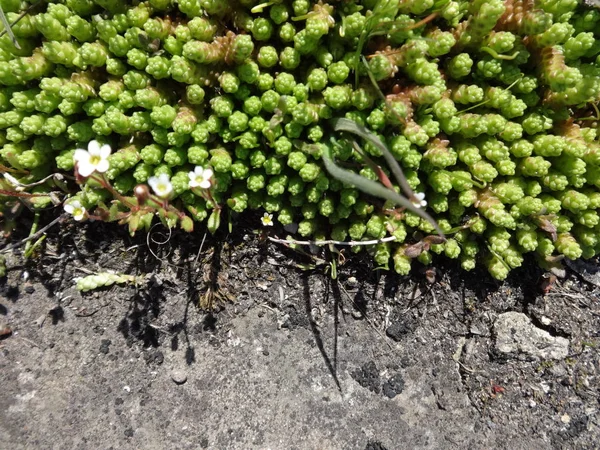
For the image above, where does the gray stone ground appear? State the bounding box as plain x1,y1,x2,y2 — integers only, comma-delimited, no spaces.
1,225,599,449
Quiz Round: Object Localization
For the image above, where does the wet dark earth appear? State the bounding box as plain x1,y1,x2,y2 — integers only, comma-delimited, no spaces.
1,218,599,449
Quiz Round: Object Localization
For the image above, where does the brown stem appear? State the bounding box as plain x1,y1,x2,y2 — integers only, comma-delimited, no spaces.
90,173,136,209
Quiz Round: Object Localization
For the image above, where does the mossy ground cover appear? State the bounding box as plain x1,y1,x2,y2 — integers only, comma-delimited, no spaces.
1,0,600,280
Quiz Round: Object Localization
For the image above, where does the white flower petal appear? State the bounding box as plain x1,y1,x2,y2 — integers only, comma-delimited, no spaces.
73,211,85,221
199,180,211,189
73,149,90,163
87,140,101,156
64,204,74,214
188,171,201,188
77,163,95,177
149,174,173,198
261,212,273,226
95,159,110,173
194,166,204,176
148,177,159,191
160,187,171,196
203,168,213,180
99,144,112,159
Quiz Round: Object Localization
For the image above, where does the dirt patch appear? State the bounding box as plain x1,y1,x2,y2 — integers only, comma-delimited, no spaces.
0,218,599,449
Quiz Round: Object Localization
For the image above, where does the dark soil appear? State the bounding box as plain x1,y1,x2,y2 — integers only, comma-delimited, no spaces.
1,216,599,449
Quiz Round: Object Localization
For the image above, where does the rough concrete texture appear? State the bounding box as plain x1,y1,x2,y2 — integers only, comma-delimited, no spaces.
1,290,485,450
493,312,570,361
1,223,599,449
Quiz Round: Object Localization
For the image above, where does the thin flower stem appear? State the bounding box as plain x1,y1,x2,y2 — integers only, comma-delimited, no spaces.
23,211,40,257
90,173,136,209
0,214,63,254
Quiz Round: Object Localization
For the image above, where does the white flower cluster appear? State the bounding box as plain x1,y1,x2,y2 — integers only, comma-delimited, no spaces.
411,192,427,209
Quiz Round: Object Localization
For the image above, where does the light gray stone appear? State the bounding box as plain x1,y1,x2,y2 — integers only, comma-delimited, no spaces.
170,370,187,385
493,312,569,361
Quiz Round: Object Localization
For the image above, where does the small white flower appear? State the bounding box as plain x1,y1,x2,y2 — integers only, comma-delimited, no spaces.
411,192,427,209
148,173,173,199
64,200,86,221
73,140,111,177
261,212,274,227
188,166,213,189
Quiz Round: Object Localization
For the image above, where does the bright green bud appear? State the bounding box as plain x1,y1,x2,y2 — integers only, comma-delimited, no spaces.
493,182,524,204
252,17,274,41
406,58,440,85
280,47,301,70
279,22,296,42
274,72,296,95
307,68,328,91
145,55,171,79
209,147,232,173
471,160,498,183
560,190,590,213
140,144,165,165
522,111,553,135
208,96,233,118
443,239,460,259
65,15,95,42
519,156,551,177
164,147,187,167
393,247,412,276
42,115,67,137
452,84,484,104
323,85,351,110
150,105,176,128
365,215,384,239
299,162,320,182
327,61,350,85
246,171,265,192
555,232,582,260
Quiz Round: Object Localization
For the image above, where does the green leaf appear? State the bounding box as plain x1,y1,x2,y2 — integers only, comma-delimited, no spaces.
207,209,221,234
128,212,140,236
180,215,194,232
324,118,445,238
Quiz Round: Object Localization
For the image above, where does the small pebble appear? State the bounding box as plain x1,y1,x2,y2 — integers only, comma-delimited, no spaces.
561,413,571,424
541,316,552,325
171,370,187,385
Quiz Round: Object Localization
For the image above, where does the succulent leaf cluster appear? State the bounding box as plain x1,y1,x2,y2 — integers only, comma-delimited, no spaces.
1,0,600,279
